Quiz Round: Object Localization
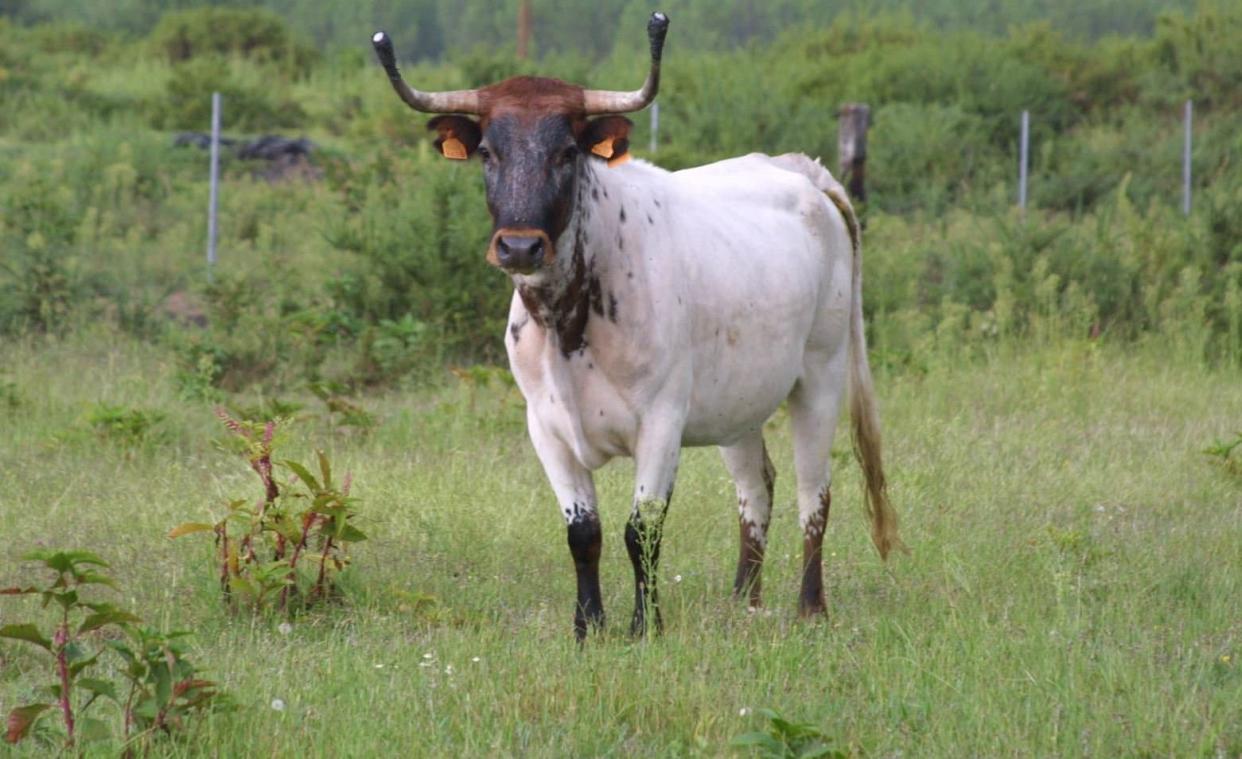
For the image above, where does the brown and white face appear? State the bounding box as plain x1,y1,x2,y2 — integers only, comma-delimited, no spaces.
371,12,668,276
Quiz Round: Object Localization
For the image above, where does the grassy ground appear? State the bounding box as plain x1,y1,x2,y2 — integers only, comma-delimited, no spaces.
1,332,1239,756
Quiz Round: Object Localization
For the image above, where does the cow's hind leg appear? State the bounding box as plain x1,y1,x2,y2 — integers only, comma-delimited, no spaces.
719,433,775,607
527,417,604,640
788,352,848,617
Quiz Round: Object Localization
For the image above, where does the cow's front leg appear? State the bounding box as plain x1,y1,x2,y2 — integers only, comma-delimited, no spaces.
528,418,603,640
627,422,683,637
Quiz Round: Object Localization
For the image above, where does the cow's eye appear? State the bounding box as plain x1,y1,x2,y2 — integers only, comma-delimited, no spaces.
557,145,579,165
477,145,493,164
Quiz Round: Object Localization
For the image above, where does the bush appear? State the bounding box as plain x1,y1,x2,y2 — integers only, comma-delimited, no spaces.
0,163,85,334
149,56,308,132
148,7,317,71
322,150,508,364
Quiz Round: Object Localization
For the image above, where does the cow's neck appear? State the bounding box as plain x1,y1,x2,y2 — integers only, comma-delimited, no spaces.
515,160,639,359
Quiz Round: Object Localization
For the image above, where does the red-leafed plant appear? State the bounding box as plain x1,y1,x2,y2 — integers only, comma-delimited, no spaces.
1,550,225,751
170,408,366,613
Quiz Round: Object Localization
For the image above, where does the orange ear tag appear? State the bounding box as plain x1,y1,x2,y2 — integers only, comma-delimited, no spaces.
441,136,468,160
591,137,615,159
607,153,631,168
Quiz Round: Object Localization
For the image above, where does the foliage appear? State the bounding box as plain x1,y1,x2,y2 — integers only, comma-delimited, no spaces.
308,382,377,433
148,7,317,70
170,410,366,613
149,55,309,132
0,550,224,750
86,402,166,447
1,0,1207,54
0,377,21,410
732,708,846,758
1203,431,1242,478
1,3,1241,382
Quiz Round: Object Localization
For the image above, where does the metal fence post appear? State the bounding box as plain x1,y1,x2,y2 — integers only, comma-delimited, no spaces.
649,101,659,154
1183,99,1193,216
1018,110,1029,214
207,92,221,282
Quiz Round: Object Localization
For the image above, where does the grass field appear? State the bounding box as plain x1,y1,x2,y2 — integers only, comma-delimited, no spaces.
1,331,1239,756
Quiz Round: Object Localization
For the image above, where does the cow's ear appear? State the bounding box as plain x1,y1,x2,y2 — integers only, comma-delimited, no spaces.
427,115,482,160
580,115,633,168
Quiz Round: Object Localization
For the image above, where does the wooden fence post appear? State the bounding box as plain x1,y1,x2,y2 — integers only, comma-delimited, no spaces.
837,103,870,202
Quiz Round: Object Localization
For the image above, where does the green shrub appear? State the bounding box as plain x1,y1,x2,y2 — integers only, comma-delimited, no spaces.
322,151,508,364
149,56,308,132
86,403,166,447
148,7,317,71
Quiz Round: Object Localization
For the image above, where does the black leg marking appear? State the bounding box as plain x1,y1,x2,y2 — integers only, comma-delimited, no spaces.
625,508,667,637
567,513,605,640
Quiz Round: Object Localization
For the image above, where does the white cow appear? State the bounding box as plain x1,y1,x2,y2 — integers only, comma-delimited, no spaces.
373,12,903,638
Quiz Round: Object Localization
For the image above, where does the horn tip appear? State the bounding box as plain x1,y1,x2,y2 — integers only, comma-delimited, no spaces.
372,31,397,71
647,12,670,57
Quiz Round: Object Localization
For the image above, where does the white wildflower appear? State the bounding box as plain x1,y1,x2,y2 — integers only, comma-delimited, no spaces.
277,622,293,635
270,698,286,712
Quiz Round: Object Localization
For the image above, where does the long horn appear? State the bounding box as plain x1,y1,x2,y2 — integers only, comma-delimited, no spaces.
372,32,482,115
582,11,669,115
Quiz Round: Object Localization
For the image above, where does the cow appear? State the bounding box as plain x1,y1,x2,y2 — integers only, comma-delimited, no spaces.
372,12,904,639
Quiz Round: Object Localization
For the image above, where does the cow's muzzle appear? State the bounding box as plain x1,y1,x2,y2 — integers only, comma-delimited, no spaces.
488,229,552,274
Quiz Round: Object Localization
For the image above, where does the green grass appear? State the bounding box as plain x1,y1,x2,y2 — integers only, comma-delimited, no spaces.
1,332,1240,756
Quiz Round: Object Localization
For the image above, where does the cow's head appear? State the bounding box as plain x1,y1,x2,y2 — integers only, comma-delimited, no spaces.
372,12,668,278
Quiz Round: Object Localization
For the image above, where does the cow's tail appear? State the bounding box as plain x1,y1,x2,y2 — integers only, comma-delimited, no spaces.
771,153,905,560
835,186,905,560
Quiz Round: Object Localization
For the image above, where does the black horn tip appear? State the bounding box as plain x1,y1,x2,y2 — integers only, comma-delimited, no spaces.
648,11,670,50
372,31,398,72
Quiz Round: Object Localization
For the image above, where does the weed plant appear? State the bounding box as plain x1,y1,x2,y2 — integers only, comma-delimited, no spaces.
1,551,224,751
169,410,366,613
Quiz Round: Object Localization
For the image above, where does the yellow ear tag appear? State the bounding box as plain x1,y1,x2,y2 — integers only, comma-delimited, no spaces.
607,152,631,168
441,136,468,160
591,137,615,159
